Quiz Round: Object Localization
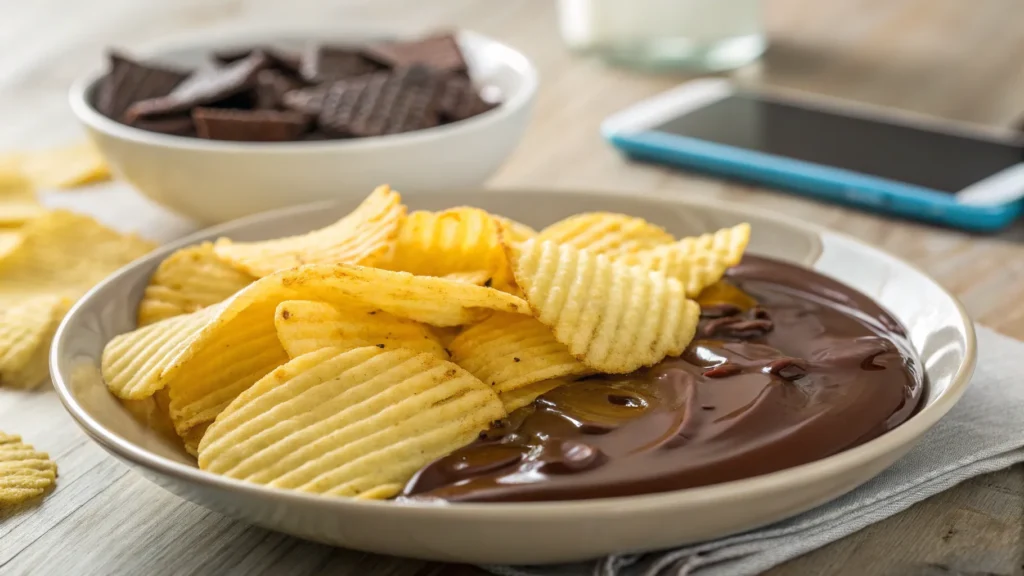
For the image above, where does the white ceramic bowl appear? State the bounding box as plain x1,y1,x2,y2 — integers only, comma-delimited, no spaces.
51,190,975,565
68,27,538,224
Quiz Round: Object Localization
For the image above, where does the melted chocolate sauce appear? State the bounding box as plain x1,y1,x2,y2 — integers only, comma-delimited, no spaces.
402,256,924,502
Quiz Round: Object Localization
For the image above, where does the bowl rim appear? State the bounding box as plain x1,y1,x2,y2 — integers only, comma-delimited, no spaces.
50,188,977,519
68,25,539,153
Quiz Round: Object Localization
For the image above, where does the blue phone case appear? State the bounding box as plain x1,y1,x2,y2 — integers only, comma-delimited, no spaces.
606,130,1023,232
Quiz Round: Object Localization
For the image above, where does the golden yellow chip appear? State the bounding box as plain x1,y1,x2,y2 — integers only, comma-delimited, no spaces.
0,170,45,226
492,214,537,244
280,263,530,327
0,210,155,308
274,300,446,359
103,304,222,400
162,286,290,440
509,239,700,374
0,211,154,388
17,142,111,189
0,295,64,389
498,378,570,413
381,207,513,290
137,242,255,326
536,212,674,257
198,346,505,498
613,224,750,297
442,270,493,285
214,185,405,277
449,312,590,396
0,229,23,260
0,432,57,505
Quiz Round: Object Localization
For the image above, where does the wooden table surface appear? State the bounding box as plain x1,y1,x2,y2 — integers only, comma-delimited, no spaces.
3,0,1024,575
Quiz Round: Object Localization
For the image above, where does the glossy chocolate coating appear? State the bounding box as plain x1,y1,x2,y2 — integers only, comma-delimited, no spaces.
402,256,924,502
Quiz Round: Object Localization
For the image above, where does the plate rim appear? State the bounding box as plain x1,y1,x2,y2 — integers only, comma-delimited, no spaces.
49,188,977,518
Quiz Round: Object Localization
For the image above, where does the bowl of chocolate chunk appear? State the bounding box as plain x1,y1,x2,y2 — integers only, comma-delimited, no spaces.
69,27,537,223
53,188,975,564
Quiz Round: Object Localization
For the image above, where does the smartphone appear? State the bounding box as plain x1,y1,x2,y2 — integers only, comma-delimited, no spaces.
602,79,1024,231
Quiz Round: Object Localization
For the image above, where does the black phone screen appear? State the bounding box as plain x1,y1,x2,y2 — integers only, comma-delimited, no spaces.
653,94,1023,193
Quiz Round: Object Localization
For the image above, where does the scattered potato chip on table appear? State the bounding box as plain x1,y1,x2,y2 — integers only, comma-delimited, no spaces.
16,142,112,189
0,170,45,226
508,238,701,374
198,346,505,498
0,432,57,505
0,211,153,388
213,185,405,277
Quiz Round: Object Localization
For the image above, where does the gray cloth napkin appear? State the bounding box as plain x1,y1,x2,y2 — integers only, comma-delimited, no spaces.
487,325,1024,576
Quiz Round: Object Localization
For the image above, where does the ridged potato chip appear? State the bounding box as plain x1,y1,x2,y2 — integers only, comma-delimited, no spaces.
449,312,589,397
214,185,405,277
18,142,111,189
163,286,291,439
0,212,152,388
137,242,255,326
103,304,222,400
536,212,674,257
509,239,700,374
613,224,751,297
274,300,446,359
498,378,570,412
492,215,537,244
0,229,22,260
0,171,45,226
442,270,493,286
382,207,514,291
0,296,64,389
0,210,154,308
198,346,505,498
281,263,530,327
0,432,57,505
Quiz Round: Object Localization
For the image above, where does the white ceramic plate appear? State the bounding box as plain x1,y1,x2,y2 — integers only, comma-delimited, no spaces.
51,190,975,565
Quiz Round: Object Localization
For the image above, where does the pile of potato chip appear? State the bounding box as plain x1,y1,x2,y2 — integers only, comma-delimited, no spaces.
101,185,750,500
0,141,120,506
0,144,143,391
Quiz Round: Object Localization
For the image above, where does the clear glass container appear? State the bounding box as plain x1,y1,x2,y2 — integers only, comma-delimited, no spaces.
558,0,765,72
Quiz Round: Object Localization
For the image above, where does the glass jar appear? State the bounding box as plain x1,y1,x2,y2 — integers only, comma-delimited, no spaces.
558,0,765,71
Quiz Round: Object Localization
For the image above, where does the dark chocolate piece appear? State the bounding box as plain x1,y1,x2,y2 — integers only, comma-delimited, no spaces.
437,76,495,122
255,69,304,109
281,85,331,117
213,46,302,74
362,33,468,75
127,114,195,136
96,51,190,120
300,45,381,83
192,107,309,141
125,52,272,122
401,255,925,502
317,67,440,137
